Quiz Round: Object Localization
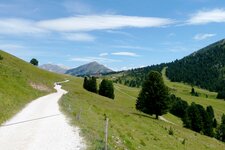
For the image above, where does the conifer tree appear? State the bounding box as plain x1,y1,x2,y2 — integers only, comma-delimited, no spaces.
136,71,170,119
83,77,88,89
99,79,115,99
216,114,225,142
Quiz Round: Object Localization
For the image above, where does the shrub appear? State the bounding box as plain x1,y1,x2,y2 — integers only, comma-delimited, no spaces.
168,127,174,135
0,54,3,60
30,58,38,66
83,76,97,93
99,79,114,99
170,95,188,118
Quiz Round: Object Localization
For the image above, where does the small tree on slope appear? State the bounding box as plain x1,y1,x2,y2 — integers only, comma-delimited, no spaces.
216,114,225,142
99,79,115,99
30,58,38,66
136,71,170,119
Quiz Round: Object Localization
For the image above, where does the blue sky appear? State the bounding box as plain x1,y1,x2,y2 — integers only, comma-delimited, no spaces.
1,0,225,70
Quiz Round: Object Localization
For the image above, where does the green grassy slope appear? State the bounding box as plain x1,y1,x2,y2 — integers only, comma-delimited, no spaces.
0,50,66,124
162,67,225,122
60,77,225,149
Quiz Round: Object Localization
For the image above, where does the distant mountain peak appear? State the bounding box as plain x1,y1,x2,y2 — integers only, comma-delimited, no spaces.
40,64,69,74
66,61,113,76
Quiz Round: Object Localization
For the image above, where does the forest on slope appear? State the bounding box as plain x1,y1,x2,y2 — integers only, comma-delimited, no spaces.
112,39,225,96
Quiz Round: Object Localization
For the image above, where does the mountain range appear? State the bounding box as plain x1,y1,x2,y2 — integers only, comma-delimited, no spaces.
39,64,69,74
65,61,113,76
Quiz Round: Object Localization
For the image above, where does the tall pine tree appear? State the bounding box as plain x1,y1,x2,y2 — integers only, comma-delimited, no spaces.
136,71,170,119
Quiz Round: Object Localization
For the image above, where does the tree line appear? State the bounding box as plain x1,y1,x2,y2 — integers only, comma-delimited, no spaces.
111,40,225,100
166,40,225,99
83,77,114,99
113,63,166,88
136,70,225,142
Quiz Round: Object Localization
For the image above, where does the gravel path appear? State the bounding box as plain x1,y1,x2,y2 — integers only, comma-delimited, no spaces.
0,82,85,150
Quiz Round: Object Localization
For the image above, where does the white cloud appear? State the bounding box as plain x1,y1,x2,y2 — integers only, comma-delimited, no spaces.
0,18,47,35
99,53,108,57
111,52,139,57
193,33,216,40
69,56,121,63
63,1,93,14
106,30,134,37
113,45,152,51
37,15,174,32
187,9,225,24
0,44,24,50
62,33,95,42
0,14,173,39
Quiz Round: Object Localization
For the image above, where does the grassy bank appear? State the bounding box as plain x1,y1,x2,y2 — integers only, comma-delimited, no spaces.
162,67,225,122
60,76,225,149
0,50,65,124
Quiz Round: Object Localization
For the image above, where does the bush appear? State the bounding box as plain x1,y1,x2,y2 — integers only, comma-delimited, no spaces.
30,58,38,66
182,139,186,145
83,76,97,93
190,87,199,97
0,54,3,60
182,103,214,137
216,114,225,142
99,79,114,99
168,127,174,135
170,95,188,118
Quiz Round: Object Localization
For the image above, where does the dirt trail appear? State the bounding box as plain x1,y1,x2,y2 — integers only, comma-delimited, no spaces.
0,81,85,150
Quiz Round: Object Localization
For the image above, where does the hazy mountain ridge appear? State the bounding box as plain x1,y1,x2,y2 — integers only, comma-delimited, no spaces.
66,61,113,76
40,64,69,74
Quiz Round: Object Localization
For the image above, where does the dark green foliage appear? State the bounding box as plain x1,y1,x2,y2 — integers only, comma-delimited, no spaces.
216,114,225,142
190,87,199,97
182,103,203,132
217,91,225,99
182,103,214,137
206,106,215,119
213,118,218,128
90,77,97,93
170,94,188,118
99,79,114,99
168,127,174,135
136,71,170,119
30,58,38,66
191,87,195,95
83,76,97,93
0,54,3,60
83,77,88,89
216,80,225,99
166,39,225,93
182,139,186,145
113,64,166,88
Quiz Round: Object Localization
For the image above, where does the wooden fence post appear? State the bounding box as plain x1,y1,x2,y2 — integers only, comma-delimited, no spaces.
105,117,109,150
76,108,82,121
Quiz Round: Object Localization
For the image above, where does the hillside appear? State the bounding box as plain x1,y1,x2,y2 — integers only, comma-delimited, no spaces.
60,76,225,149
66,61,113,76
40,64,69,74
0,50,65,124
110,39,225,93
109,64,166,87
1,50,225,149
166,39,225,92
